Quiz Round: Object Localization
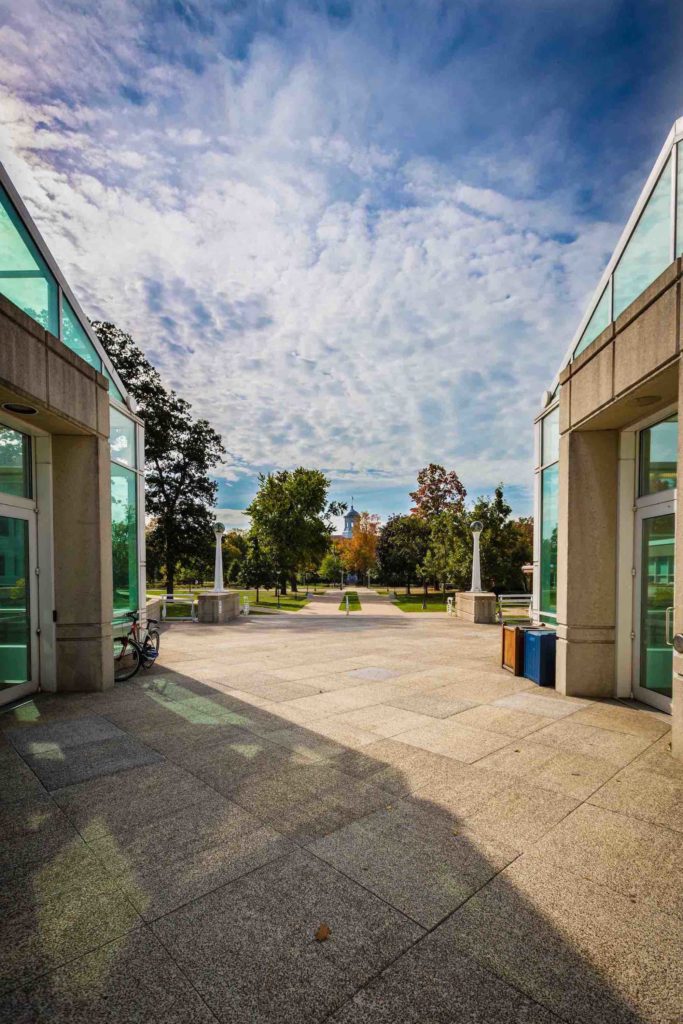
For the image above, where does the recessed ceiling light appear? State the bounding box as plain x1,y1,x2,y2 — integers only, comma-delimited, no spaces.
633,395,661,407
2,402,37,415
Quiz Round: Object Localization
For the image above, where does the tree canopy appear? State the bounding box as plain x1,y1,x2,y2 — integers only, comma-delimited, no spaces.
246,468,342,593
410,463,466,518
341,512,380,578
376,514,430,593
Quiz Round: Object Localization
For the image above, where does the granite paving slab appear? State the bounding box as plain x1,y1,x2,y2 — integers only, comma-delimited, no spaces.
151,848,423,1024
310,799,519,927
0,929,217,1023
588,766,683,832
393,717,511,763
331,931,561,1024
441,855,683,1024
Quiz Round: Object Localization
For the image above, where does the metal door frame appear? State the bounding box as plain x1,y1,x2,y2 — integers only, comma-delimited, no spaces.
633,498,675,714
0,500,39,706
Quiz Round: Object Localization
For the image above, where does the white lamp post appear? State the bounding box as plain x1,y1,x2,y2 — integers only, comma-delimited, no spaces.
213,522,226,593
470,520,483,593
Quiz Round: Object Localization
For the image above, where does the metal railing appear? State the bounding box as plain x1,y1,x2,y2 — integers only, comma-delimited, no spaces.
497,594,532,624
160,594,198,622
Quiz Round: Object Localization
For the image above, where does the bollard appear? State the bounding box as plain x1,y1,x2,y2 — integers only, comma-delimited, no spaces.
447,597,454,616
345,594,349,616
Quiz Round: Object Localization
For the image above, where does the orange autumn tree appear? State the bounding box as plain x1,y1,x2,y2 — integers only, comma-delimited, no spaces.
341,512,380,579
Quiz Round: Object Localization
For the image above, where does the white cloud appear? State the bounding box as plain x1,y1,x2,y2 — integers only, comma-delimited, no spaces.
0,1,628,515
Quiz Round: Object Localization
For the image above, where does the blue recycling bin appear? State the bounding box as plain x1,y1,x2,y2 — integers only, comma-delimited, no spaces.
523,630,556,687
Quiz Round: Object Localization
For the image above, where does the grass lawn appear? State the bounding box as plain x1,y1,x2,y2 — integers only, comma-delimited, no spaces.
339,590,362,612
393,591,456,613
146,585,310,613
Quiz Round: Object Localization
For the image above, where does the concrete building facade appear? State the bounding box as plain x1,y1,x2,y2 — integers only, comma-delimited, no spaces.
533,117,683,758
0,164,145,705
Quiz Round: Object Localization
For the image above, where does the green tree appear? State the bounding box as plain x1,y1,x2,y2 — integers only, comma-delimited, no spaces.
376,514,430,593
246,468,342,594
420,511,461,596
449,486,533,594
318,546,343,583
238,535,273,601
93,322,226,597
410,463,466,518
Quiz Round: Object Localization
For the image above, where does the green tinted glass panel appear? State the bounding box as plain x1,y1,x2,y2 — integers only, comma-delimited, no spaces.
541,406,559,467
0,426,31,498
639,415,677,497
0,515,31,686
103,365,125,402
540,464,558,615
677,143,683,257
614,157,672,319
639,513,674,699
111,464,138,617
61,297,101,371
110,407,136,468
573,282,611,358
0,184,58,334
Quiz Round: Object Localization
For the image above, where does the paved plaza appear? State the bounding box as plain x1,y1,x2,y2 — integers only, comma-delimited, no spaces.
1,589,681,1023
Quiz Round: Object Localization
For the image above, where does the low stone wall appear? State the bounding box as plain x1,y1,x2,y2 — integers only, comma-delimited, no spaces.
455,591,497,624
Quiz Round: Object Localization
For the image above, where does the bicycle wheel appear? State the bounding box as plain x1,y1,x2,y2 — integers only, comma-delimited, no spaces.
141,628,160,670
113,637,141,681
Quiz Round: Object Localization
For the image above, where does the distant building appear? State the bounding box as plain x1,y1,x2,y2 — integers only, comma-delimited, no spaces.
332,502,361,542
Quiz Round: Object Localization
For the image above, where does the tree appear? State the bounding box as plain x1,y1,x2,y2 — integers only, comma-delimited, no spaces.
410,463,466,518
341,512,380,580
93,322,226,596
420,511,461,596
449,486,533,594
238,535,273,602
319,545,344,583
376,515,430,593
246,468,343,594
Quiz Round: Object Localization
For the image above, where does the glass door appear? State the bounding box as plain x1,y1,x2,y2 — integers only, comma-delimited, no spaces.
0,503,38,705
634,502,674,713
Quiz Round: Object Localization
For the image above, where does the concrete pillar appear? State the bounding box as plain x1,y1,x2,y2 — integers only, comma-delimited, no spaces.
52,434,114,692
556,429,619,698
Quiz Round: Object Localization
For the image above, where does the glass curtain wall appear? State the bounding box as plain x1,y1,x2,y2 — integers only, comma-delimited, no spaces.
0,180,123,401
568,141,681,368
538,406,560,623
111,412,140,620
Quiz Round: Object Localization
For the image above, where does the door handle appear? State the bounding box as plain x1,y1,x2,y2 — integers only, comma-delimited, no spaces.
665,606,675,646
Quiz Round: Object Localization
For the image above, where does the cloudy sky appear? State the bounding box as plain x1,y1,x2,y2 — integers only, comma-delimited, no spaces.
0,1,681,526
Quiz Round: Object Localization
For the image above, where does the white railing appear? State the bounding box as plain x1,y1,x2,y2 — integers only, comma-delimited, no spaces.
497,594,532,624
160,594,197,622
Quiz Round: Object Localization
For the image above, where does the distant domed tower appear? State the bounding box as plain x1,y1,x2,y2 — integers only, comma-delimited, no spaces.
342,502,360,539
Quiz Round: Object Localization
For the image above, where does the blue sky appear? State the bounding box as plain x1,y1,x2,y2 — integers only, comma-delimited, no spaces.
0,0,681,528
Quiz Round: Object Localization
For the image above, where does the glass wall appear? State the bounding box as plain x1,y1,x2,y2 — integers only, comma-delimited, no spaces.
639,415,678,497
111,463,139,618
677,142,683,258
0,426,31,498
540,464,559,618
110,407,137,468
0,183,58,334
573,282,611,358
0,515,31,687
613,156,672,320
538,405,560,622
61,296,101,371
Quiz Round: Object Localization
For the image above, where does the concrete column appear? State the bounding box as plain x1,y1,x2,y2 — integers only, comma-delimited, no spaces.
52,434,114,692
556,429,619,698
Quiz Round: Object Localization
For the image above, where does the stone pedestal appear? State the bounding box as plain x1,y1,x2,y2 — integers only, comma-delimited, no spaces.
455,591,497,624
197,591,240,624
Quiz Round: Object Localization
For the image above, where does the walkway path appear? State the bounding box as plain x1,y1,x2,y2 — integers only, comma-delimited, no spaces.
1,611,679,1023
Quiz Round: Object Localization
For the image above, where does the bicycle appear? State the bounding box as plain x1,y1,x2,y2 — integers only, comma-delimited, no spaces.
113,612,160,682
